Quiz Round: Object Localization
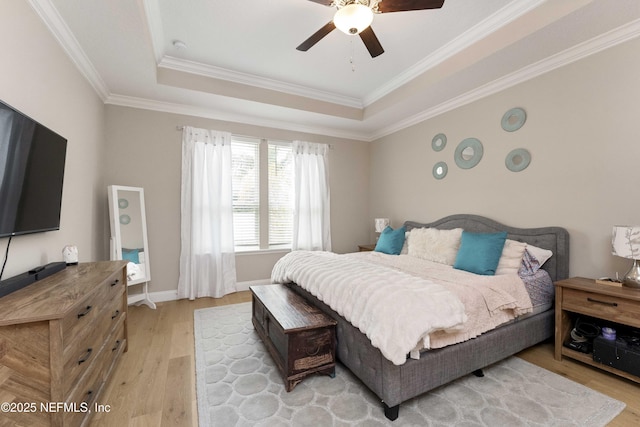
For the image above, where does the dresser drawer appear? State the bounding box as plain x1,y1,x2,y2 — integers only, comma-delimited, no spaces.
61,269,123,347
64,320,126,426
62,289,125,395
563,288,640,327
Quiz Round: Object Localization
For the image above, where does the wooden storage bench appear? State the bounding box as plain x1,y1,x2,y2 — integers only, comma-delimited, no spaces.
250,284,337,391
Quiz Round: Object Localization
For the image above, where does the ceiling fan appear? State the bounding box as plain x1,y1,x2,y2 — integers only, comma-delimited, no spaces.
296,0,446,58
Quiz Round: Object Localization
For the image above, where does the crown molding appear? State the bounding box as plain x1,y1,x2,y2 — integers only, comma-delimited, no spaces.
28,0,110,101
105,94,370,141
371,18,640,141
362,0,546,106
139,0,164,63
158,56,363,109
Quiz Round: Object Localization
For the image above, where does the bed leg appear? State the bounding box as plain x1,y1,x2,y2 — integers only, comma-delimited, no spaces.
473,369,484,377
383,403,399,421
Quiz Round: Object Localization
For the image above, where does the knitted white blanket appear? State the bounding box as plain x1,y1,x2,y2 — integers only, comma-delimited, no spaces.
271,251,467,365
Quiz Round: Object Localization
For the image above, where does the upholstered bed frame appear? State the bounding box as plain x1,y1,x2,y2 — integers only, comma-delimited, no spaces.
287,214,570,420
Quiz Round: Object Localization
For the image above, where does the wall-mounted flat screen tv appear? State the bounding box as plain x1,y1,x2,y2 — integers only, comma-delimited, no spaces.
0,100,67,238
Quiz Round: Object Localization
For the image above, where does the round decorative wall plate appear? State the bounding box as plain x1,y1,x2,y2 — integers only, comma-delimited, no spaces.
501,108,526,132
432,161,448,180
432,133,447,152
454,138,483,169
119,214,131,225
505,148,531,172
118,198,129,209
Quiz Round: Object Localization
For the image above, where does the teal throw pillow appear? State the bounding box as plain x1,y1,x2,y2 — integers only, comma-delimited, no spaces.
374,226,406,255
122,248,140,264
453,231,507,275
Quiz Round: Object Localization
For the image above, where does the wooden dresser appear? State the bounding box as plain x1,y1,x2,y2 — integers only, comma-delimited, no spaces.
0,261,128,426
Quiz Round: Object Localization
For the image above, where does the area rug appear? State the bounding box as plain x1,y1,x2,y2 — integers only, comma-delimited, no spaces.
194,303,625,426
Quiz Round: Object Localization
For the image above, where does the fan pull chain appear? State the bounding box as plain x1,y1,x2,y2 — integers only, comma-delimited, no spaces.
350,39,356,72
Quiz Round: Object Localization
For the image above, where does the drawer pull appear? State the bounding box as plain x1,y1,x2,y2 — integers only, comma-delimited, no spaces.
112,340,122,352
78,348,93,364
111,309,120,319
77,305,93,318
111,279,119,287
587,297,618,307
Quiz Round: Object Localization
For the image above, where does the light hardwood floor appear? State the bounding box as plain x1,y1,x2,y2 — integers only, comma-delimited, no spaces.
92,292,640,426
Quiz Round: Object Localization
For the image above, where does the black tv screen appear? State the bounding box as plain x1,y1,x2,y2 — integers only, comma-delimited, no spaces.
0,100,67,238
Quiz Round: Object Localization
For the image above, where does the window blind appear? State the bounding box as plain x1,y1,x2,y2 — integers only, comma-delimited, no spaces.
231,138,259,247
268,143,293,246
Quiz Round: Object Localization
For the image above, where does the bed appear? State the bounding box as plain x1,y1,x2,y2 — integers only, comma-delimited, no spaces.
274,214,569,420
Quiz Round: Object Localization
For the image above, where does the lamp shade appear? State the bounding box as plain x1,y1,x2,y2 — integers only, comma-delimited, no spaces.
612,226,640,259
374,218,390,233
334,4,374,35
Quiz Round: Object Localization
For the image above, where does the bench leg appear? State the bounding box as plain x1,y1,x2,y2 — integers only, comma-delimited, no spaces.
383,403,399,421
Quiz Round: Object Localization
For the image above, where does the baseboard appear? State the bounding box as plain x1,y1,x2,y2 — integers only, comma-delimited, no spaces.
145,279,271,303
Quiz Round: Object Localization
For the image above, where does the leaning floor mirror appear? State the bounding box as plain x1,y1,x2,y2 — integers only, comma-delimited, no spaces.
108,185,156,309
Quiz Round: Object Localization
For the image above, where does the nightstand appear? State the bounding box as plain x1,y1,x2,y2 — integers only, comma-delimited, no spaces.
555,277,640,383
358,244,376,252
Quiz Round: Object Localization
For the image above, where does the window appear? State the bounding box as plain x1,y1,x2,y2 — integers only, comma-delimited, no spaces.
231,137,293,251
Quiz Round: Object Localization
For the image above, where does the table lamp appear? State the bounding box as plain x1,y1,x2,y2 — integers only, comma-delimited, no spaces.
374,218,389,241
612,225,640,288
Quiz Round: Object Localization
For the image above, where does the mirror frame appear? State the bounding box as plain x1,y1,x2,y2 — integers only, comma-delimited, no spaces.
454,138,484,169
108,185,151,286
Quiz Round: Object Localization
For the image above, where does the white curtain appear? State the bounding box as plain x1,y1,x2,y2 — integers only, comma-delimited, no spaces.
178,126,236,299
292,140,331,251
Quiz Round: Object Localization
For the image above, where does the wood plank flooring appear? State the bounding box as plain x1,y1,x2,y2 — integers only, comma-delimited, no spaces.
92,292,639,426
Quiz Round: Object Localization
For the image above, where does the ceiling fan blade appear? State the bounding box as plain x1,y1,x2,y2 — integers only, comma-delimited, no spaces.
378,0,445,13
359,27,384,58
297,21,336,51
306,0,333,5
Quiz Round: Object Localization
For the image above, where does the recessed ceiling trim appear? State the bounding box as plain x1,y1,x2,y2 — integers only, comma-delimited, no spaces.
158,56,363,109
28,0,110,100
105,94,370,142
140,0,164,63
362,0,547,106
371,18,640,141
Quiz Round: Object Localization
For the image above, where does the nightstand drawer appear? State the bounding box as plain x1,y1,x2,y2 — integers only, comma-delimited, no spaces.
563,288,640,327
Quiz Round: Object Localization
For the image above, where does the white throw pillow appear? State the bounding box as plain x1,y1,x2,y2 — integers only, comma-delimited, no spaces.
408,227,463,265
495,239,527,275
527,244,553,267
400,230,411,254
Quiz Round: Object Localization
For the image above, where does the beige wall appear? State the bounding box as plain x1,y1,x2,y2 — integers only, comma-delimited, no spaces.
370,37,640,280
104,106,370,293
0,2,106,279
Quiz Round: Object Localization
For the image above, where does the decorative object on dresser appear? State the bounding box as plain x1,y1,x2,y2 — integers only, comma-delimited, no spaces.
108,185,156,308
555,277,640,383
611,226,640,288
0,261,128,427
250,284,336,392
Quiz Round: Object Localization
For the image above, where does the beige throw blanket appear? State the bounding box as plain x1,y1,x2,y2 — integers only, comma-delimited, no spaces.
346,252,534,349
271,251,467,365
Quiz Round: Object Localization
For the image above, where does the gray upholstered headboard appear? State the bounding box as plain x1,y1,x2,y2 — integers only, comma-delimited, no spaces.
403,214,570,282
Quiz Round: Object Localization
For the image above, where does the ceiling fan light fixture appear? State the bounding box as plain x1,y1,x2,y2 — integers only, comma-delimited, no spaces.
333,4,373,35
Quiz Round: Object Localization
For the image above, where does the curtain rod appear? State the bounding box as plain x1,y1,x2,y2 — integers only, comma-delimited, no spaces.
176,126,333,149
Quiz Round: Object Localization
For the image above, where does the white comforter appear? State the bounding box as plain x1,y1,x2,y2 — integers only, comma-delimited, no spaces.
271,251,467,365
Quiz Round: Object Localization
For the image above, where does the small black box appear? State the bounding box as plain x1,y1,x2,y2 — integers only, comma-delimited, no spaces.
593,336,640,377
